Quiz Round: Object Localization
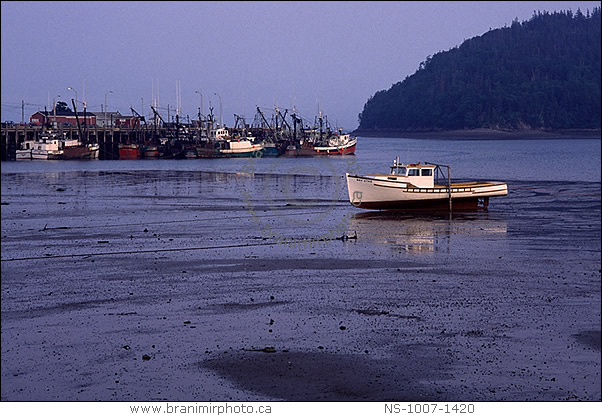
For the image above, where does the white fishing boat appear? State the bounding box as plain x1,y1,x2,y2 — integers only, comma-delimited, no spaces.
15,140,36,160
31,132,63,160
346,157,508,210
313,133,357,155
27,130,97,160
219,138,265,157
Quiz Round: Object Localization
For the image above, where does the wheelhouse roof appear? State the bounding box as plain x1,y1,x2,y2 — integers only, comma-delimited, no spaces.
391,163,437,169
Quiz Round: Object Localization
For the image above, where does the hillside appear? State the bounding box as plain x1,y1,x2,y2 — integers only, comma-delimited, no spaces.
356,8,601,136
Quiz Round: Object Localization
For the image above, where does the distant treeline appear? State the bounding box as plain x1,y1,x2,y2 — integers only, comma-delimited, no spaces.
357,8,601,133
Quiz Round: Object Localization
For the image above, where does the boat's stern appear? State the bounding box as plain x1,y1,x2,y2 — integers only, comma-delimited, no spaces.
474,181,508,197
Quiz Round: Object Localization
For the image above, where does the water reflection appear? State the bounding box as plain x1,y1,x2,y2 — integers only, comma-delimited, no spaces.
349,210,507,255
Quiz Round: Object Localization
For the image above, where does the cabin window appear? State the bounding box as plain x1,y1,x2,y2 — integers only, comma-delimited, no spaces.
408,169,420,176
421,169,433,176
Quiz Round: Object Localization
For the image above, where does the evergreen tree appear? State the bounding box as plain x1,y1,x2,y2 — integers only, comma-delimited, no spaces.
54,101,73,113
357,8,601,132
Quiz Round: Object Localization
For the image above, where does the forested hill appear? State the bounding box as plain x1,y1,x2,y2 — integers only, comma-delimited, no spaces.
356,8,601,135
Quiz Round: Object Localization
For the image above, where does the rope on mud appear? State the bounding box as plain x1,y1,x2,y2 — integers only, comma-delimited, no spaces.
1,234,352,262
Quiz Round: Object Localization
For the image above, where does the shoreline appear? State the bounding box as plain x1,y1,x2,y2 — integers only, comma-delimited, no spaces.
352,128,602,140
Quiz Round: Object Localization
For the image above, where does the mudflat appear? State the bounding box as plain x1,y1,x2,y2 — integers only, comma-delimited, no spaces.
1,169,600,401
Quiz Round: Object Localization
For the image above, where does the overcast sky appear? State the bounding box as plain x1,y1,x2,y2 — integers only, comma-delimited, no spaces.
1,1,600,129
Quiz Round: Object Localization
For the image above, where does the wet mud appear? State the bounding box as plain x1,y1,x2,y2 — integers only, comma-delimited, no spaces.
1,169,600,401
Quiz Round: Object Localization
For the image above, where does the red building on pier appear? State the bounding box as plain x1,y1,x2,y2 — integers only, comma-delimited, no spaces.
30,110,97,126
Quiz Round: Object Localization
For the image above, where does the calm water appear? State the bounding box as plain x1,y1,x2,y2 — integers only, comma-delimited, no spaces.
2,137,600,183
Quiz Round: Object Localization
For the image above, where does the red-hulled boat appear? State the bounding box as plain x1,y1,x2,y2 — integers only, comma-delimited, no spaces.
287,134,357,156
313,134,357,155
118,143,141,159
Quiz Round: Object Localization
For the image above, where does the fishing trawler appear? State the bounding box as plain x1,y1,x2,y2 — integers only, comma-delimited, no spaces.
346,157,508,210
61,138,95,159
313,132,357,155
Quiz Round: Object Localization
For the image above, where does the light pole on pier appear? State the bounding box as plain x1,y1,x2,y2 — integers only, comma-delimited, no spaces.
67,87,78,111
67,87,77,103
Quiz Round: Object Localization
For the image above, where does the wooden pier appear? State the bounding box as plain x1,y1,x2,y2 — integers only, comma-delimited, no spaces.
0,123,194,160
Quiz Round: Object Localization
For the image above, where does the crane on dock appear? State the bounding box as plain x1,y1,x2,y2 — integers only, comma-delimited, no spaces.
150,106,165,127
130,107,146,125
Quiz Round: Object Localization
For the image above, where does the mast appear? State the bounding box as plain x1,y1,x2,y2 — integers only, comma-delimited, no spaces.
82,106,88,144
318,110,323,143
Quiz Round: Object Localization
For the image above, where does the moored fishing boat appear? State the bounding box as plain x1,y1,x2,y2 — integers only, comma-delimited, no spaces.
142,143,159,158
286,135,356,156
219,139,264,157
292,141,319,157
284,144,298,157
118,143,141,159
183,144,198,158
61,138,95,159
313,133,357,155
262,141,285,157
195,141,223,158
16,140,36,160
346,157,508,210
31,131,63,160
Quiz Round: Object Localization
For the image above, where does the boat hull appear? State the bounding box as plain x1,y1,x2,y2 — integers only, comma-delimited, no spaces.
313,140,356,155
219,142,264,157
118,144,141,160
62,146,94,160
31,150,62,160
284,145,299,157
219,149,264,157
142,145,159,158
346,173,508,210
287,138,357,156
262,143,284,157
15,150,32,160
196,147,224,158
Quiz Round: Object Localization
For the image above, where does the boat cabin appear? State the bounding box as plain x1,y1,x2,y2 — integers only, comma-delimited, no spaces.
19,140,36,150
62,139,82,148
210,128,230,140
388,160,437,188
